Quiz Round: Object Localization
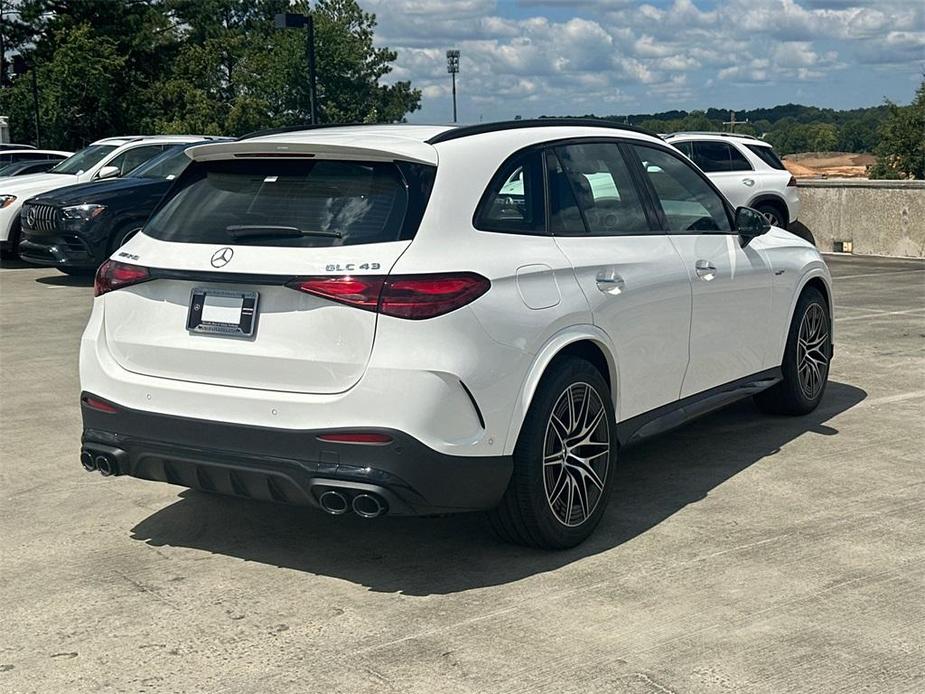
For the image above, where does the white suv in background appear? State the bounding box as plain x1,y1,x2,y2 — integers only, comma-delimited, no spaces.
664,132,799,229
79,120,832,549
0,135,211,258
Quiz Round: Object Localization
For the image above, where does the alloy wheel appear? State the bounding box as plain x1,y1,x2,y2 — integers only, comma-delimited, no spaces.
762,209,782,227
543,382,610,527
797,303,829,399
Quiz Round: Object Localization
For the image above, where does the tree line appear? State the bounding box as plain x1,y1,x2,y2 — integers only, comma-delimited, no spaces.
0,0,421,150
562,78,924,179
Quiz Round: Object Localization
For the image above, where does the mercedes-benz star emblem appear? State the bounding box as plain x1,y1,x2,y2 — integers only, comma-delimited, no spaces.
26,207,36,228
211,247,234,268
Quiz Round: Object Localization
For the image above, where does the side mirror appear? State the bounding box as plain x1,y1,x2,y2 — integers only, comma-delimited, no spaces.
735,206,771,245
95,165,120,180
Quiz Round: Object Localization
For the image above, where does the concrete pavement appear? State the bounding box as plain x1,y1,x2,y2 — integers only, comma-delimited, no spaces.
1,254,923,693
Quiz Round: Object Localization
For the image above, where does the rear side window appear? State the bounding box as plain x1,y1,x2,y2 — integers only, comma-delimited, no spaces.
690,141,752,172
474,150,545,234
746,144,786,170
145,158,432,247
550,142,650,236
632,145,732,232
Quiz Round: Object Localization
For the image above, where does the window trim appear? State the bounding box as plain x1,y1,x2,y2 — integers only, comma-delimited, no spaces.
626,141,737,235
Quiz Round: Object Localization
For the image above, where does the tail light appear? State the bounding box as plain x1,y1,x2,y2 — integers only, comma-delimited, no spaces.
288,272,490,320
81,394,119,414
787,176,797,187
94,260,151,297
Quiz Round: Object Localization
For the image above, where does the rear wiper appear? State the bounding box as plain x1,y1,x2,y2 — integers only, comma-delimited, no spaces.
225,225,342,239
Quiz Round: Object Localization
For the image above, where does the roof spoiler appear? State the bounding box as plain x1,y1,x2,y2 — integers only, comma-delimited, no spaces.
184,139,438,166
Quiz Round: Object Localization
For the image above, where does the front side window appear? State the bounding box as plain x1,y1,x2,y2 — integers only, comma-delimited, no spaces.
475,150,545,234
145,158,422,248
550,142,650,236
632,145,732,233
50,144,117,175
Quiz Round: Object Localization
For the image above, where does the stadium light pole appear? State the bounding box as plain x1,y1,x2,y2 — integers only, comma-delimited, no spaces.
275,12,319,125
446,49,460,123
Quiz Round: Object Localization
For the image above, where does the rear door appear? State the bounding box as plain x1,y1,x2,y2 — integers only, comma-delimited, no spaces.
628,143,772,397
547,140,691,419
103,156,433,394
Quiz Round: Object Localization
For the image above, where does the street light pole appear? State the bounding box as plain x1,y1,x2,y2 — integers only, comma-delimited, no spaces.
275,12,319,125
446,49,459,123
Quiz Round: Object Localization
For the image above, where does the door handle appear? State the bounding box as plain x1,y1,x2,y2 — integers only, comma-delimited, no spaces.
742,178,755,186
595,271,625,295
695,259,717,281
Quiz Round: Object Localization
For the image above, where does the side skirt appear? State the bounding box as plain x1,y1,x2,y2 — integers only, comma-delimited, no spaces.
616,367,782,447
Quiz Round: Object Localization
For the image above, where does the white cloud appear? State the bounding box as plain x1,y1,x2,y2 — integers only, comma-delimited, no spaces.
365,0,925,121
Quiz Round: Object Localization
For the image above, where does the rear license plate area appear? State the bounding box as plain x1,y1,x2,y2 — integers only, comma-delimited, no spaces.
187,288,259,337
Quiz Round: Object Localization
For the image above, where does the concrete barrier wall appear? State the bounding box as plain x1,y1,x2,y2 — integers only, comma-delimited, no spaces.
794,179,925,258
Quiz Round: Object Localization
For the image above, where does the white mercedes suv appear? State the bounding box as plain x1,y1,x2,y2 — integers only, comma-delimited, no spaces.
664,132,799,229
79,120,832,549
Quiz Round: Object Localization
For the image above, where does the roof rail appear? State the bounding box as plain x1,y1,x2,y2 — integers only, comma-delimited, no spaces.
666,131,763,142
425,118,659,145
237,123,361,141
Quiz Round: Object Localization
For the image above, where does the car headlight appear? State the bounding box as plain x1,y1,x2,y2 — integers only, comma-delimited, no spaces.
0,195,16,209
61,203,107,223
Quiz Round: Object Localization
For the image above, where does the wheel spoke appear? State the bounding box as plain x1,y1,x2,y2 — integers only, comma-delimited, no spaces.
543,380,611,527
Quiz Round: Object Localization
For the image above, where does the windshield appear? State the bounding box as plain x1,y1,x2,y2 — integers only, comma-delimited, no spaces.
50,144,117,175
145,158,426,248
127,146,192,180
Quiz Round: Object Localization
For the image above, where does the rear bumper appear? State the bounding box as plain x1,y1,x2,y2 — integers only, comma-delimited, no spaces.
80,393,512,515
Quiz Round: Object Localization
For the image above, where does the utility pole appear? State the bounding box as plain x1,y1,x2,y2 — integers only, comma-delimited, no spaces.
723,110,748,133
275,12,319,125
446,49,459,123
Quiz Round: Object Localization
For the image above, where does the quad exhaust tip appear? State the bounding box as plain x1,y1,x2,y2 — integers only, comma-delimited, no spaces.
352,493,385,519
80,448,121,476
80,451,97,472
318,490,350,515
96,456,116,477
317,488,387,518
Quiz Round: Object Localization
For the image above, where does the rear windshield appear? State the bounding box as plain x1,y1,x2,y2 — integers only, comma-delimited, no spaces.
145,158,432,247
745,144,786,170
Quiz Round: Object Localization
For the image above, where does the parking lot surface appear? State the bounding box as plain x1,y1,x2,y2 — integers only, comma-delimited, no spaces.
1,253,923,693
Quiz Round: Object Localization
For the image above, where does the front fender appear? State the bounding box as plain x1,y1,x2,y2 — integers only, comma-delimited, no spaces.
776,262,834,365
502,324,618,455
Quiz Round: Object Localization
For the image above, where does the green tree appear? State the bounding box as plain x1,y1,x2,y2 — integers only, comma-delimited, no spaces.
4,23,126,148
869,78,925,179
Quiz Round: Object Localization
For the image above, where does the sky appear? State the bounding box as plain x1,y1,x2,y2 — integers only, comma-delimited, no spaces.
362,0,925,123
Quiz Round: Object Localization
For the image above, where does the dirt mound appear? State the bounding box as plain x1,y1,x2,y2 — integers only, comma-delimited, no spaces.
783,151,875,178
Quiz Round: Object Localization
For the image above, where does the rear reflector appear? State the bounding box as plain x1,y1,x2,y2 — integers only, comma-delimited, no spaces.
316,432,393,445
288,272,490,319
94,260,151,297
81,395,118,414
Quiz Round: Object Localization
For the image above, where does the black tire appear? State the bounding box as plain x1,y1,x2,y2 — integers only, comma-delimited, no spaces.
488,356,616,549
755,202,788,230
755,286,831,415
